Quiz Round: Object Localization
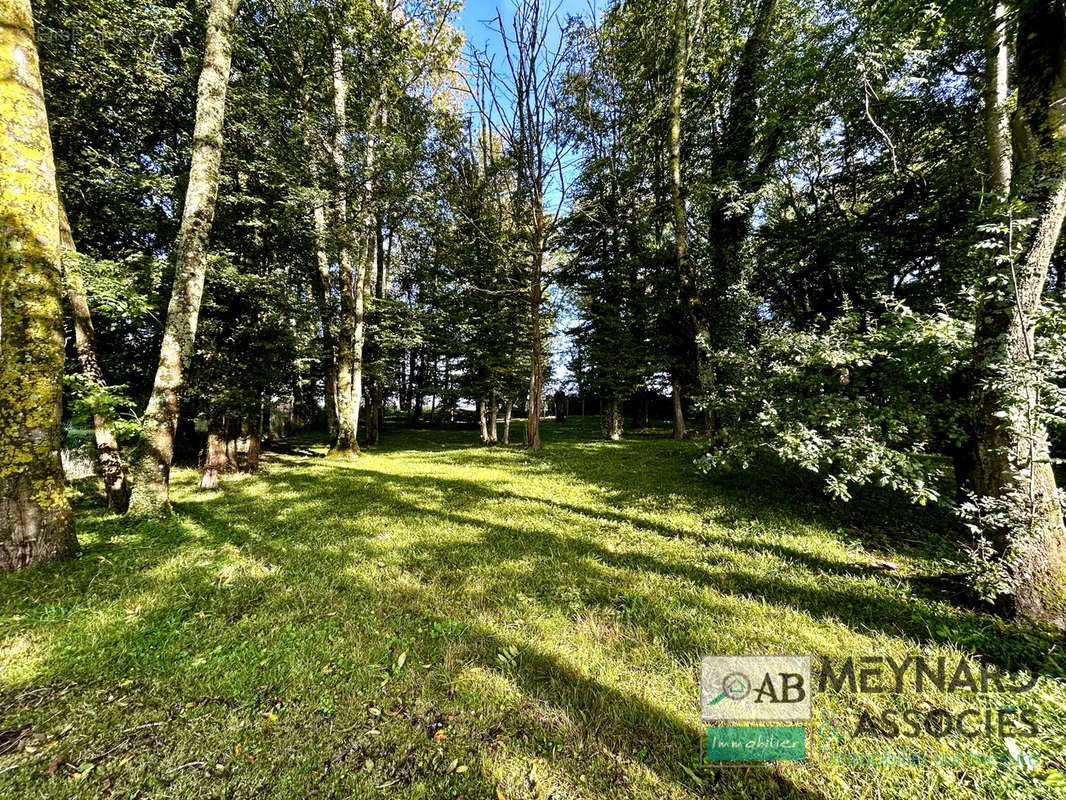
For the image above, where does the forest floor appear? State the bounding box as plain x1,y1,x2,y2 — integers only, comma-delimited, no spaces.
1,418,1064,800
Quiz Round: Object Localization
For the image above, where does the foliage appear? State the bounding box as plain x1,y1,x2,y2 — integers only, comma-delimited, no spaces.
701,300,972,505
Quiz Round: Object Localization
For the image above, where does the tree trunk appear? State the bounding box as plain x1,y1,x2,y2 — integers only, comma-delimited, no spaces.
365,384,379,446
225,416,241,472
503,397,513,445
60,204,129,510
971,0,1066,628
310,190,339,445
604,398,622,441
128,0,241,515
489,390,499,444
199,414,226,490
478,398,491,445
410,349,424,426
668,0,710,391
671,378,686,440
329,31,360,457
0,0,78,569
527,239,544,450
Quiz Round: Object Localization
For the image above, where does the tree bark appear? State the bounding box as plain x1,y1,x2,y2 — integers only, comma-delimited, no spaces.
972,0,1066,627
225,416,240,472
526,238,544,450
329,31,360,457
604,398,622,441
199,414,226,490
0,0,78,569
59,204,129,510
489,390,499,443
478,398,491,445
503,397,513,444
668,0,709,389
128,0,241,515
671,378,686,440
310,187,339,445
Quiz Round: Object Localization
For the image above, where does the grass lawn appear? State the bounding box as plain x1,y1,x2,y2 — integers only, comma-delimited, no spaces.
1,418,1064,799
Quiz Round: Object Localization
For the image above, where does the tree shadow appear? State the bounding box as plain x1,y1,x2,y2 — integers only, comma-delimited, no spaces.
0,426,1058,799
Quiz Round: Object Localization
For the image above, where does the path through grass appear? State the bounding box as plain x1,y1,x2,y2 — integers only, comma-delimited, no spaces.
1,419,1064,799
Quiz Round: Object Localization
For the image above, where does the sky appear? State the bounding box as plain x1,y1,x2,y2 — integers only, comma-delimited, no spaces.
457,0,593,62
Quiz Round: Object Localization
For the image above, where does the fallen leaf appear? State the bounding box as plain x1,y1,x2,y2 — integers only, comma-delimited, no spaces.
72,763,95,781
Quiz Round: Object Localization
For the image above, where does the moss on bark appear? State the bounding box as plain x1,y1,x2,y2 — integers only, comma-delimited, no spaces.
0,0,77,569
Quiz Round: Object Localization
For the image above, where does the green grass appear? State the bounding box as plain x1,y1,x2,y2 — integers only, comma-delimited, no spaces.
1,418,1065,799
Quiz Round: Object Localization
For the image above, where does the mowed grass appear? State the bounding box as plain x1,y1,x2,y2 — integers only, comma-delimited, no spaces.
1,417,1065,800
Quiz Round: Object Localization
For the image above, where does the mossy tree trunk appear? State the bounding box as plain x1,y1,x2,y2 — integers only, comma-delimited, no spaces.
128,0,240,515
0,0,78,569
972,0,1066,627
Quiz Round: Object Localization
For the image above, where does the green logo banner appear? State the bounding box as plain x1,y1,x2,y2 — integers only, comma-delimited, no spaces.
706,726,806,762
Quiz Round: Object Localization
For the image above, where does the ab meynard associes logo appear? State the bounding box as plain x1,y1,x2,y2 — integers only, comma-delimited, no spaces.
697,654,1042,771
700,655,810,766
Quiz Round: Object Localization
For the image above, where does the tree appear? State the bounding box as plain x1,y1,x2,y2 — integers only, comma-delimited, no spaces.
128,0,242,514
472,0,569,450
60,204,129,511
0,0,78,568
970,0,1066,627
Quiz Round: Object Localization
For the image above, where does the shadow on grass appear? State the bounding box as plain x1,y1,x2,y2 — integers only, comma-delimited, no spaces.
0,419,1060,798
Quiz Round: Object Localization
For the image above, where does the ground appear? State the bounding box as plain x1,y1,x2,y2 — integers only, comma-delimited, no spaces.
1,418,1065,799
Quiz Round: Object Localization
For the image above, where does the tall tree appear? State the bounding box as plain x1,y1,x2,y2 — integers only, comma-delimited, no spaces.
329,26,362,456
971,0,1066,626
0,0,78,568
472,0,569,450
667,0,704,384
128,0,241,514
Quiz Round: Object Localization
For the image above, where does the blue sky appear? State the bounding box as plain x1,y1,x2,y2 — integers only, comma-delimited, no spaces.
457,0,593,58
